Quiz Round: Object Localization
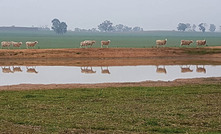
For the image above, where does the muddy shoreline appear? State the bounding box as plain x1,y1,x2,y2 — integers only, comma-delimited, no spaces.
0,47,221,66
1,57,221,67
0,47,221,59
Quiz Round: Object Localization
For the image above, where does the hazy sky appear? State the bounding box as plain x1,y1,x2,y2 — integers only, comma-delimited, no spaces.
0,0,220,30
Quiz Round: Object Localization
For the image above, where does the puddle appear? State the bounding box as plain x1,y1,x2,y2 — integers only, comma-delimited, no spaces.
0,65,221,86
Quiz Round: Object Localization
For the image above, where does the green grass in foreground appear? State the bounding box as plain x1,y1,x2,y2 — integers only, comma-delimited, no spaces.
0,85,221,133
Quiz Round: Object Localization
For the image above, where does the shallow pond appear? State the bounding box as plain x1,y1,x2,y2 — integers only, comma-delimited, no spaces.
0,65,221,86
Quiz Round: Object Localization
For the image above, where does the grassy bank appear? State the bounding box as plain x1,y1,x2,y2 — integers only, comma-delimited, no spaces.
0,85,220,133
0,31,221,49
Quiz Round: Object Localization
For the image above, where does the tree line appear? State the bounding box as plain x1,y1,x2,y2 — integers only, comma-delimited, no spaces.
51,18,220,34
177,23,217,32
75,20,143,32
51,19,143,34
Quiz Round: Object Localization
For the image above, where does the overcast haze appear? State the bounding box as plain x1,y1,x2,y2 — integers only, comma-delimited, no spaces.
0,0,220,30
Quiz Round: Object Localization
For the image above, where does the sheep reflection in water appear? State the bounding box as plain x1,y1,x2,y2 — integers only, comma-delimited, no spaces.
1,66,13,73
81,67,96,74
12,66,22,73
101,67,110,74
26,66,38,74
196,65,206,73
156,65,167,74
180,65,193,73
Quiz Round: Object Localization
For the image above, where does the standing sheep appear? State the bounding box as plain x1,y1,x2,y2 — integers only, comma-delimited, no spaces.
101,40,111,48
156,39,167,48
80,40,96,48
1,41,12,49
180,40,194,46
196,40,206,46
26,41,38,49
12,41,23,48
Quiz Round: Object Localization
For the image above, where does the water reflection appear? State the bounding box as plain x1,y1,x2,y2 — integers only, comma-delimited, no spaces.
180,65,193,73
101,67,111,74
196,65,206,73
0,65,220,86
81,67,96,74
1,66,13,73
13,66,23,73
26,66,38,74
156,65,167,74
1,66,36,73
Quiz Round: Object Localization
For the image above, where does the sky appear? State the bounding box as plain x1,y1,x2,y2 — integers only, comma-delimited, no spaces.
0,0,220,31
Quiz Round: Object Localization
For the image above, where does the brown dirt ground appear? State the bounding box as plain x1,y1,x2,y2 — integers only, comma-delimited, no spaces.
0,47,221,91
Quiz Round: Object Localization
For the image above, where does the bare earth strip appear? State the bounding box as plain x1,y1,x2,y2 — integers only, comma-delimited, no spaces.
1,47,221,66
1,47,221,59
0,47,221,90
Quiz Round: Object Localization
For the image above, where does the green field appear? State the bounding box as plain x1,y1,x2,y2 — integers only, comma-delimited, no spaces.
0,31,221,49
0,85,220,133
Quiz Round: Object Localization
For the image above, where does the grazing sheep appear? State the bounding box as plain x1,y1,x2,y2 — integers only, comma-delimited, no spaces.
101,40,111,48
156,39,167,48
80,40,96,48
196,40,207,46
80,41,87,48
1,41,11,49
180,40,194,46
85,40,96,48
12,41,22,48
26,41,38,49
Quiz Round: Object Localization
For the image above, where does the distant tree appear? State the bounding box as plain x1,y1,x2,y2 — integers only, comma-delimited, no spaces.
74,28,87,32
177,23,187,31
113,24,132,32
51,19,60,33
98,20,114,32
209,24,216,32
74,28,81,32
51,18,67,34
60,22,67,33
185,23,191,31
122,26,132,32
38,25,50,31
132,26,143,32
90,28,99,32
192,24,196,32
74,27,98,32
114,24,124,32
198,23,206,32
